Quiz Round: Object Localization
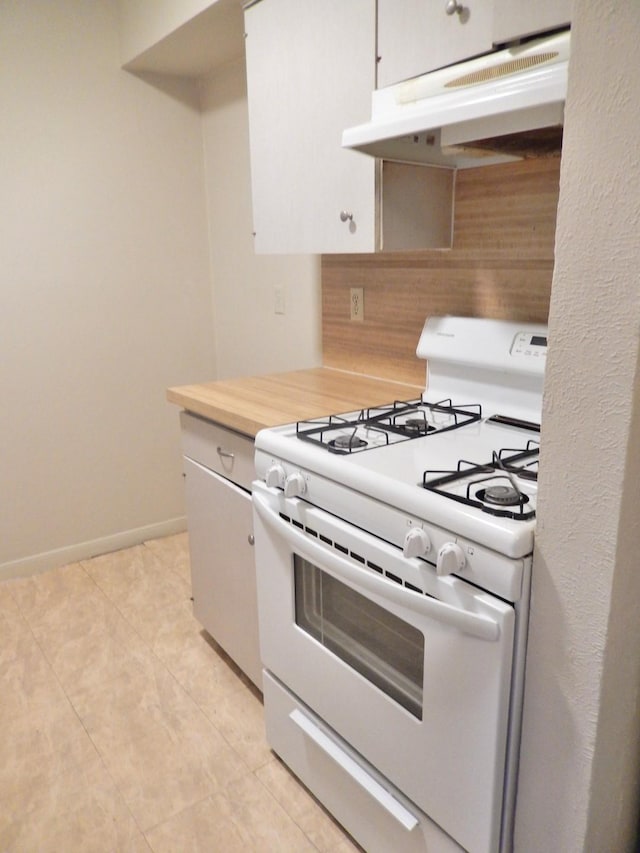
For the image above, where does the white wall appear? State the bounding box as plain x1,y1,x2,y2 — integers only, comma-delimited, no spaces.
515,1,640,848
117,0,214,65
200,58,322,379
0,0,216,577
117,0,245,78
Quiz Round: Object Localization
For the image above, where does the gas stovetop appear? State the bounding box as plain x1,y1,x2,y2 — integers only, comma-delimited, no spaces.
291,397,540,520
254,316,548,558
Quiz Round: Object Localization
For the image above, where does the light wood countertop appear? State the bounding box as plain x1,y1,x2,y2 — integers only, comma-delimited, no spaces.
167,367,423,437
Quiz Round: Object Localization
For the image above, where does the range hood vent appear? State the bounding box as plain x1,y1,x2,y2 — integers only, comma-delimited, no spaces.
343,30,570,169
444,51,559,89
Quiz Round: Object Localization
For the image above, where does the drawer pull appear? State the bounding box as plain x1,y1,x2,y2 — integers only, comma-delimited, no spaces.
216,446,235,460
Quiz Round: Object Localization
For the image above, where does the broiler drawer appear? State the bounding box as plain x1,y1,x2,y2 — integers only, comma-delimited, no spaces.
263,671,464,853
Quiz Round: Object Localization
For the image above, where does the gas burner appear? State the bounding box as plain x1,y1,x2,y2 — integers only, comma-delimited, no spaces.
370,397,482,437
477,485,529,508
421,442,539,521
400,416,434,436
329,434,368,453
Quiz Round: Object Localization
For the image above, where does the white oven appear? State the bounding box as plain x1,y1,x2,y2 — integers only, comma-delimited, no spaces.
253,479,525,853
252,316,547,853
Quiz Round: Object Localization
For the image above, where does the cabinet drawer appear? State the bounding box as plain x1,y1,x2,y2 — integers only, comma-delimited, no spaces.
180,411,254,491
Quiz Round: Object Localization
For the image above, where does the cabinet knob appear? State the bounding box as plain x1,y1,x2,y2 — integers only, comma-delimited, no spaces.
340,210,353,223
445,0,464,15
248,534,255,546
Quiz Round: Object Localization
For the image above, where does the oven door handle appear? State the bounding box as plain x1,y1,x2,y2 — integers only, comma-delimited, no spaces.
253,492,500,642
289,708,419,832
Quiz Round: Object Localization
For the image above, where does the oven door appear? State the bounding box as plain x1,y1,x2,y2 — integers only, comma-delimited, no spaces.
253,481,516,853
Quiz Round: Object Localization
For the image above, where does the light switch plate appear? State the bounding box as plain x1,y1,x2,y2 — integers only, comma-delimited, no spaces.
274,285,286,315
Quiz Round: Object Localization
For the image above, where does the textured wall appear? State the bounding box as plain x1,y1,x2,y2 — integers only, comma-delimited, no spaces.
515,1,640,849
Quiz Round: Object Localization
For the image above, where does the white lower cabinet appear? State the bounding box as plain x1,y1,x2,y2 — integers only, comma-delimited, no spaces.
181,412,261,689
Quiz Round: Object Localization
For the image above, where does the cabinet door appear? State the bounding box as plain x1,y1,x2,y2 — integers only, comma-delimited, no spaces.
244,0,377,253
492,0,570,45
377,0,494,89
184,457,262,689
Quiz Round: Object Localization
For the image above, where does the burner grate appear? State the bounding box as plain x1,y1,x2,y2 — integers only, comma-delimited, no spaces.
422,441,539,521
295,397,482,454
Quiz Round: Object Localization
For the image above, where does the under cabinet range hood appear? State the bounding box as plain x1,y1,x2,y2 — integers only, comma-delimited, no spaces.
343,29,570,169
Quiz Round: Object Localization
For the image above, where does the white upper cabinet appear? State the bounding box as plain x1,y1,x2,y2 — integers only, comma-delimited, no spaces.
377,0,494,89
244,0,378,254
244,0,453,254
492,0,571,45
377,0,571,90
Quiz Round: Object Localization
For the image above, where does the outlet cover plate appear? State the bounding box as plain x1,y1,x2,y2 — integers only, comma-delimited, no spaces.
350,287,364,322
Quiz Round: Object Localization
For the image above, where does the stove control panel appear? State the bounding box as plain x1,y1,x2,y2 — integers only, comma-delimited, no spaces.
510,331,548,361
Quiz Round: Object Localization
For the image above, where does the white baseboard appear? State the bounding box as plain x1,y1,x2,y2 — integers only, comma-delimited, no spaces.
0,517,188,582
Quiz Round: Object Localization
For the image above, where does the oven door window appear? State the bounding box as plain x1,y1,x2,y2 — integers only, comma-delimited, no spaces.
294,555,424,719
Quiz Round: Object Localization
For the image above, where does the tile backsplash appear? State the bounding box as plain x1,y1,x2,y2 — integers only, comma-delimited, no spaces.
322,157,560,385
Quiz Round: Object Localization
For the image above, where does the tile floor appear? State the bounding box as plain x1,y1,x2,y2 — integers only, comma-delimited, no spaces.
0,533,361,852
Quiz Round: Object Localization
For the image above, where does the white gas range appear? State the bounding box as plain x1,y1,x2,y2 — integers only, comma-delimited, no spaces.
252,316,547,853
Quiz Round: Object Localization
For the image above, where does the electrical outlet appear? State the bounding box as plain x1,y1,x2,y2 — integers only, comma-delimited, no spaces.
350,287,364,322
274,285,285,315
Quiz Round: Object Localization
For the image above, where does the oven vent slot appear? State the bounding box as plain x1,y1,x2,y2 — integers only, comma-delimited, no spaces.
277,512,433,598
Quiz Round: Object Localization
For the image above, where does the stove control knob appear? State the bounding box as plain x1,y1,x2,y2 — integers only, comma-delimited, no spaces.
265,464,285,489
284,472,306,498
436,542,465,576
403,527,431,559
